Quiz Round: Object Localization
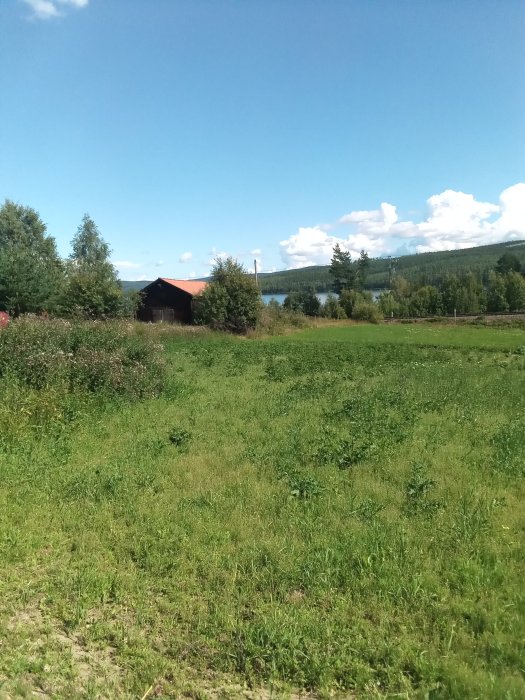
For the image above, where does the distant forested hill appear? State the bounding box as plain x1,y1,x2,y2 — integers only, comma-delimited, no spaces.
121,280,152,293
121,240,525,294
256,240,525,292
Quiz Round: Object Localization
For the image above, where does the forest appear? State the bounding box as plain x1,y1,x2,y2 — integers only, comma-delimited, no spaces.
121,241,525,297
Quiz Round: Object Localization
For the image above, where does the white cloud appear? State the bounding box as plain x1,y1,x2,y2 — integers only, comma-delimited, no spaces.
207,251,229,266
22,0,89,19
279,183,525,267
279,226,340,268
492,183,525,237
250,248,262,256
179,251,193,263
57,0,89,6
188,271,197,279
154,260,164,267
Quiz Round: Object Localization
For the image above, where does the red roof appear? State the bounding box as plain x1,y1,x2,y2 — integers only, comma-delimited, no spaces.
160,278,208,295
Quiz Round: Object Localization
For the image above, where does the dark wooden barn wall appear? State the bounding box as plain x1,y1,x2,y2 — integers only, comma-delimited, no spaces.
137,281,195,323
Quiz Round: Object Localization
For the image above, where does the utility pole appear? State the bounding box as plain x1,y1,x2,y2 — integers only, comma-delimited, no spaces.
254,259,258,288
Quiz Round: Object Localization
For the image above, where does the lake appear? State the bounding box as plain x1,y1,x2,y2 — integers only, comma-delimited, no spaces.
262,290,383,305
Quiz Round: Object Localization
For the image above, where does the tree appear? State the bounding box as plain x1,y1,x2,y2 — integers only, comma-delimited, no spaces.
408,285,442,317
283,289,321,316
0,200,64,315
460,271,484,314
339,288,373,318
441,275,462,314
321,294,346,319
356,250,370,290
486,272,509,312
62,214,125,318
505,271,525,311
194,257,261,333
377,291,401,317
495,252,522,276
329,244,355,294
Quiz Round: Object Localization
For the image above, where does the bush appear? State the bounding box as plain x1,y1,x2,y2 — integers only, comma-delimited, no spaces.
321,294,347,319
351,301,383,323
339,289,373,317
194,257,262,333
0,316,165,399
283,290,321,316
254,302,310,336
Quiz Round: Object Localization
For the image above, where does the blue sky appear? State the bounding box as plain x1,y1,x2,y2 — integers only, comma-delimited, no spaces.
1,0,524,280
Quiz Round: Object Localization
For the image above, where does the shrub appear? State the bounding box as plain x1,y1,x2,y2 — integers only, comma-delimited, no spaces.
283,290,321,316
194,257,262,333
0,316,165,400
255,303,310,336
339,289,373,317
351,301,383,323
321,294,347,319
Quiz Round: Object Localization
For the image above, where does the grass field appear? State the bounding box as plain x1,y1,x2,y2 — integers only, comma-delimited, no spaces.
281,320,525,351
1,322,524,698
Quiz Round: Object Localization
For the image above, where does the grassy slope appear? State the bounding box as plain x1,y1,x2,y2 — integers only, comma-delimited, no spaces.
1,325,524,698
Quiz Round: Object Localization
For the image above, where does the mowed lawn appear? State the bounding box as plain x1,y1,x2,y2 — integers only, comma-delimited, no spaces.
1,323,524,698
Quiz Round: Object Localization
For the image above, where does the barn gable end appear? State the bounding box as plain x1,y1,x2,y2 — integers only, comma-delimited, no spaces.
137,278,207,324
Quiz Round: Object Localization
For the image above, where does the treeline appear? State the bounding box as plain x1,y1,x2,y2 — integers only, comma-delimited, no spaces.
279,247,525,321
378,261,525,317
0,200,135,318
257,241,525,293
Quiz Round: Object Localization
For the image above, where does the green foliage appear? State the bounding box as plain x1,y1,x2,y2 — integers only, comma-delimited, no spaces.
351,300,383,322
356,249,370,289
486,271,509,312
0,317,164,408
283,289,321,316
168,428,192,448
496,252,522,275
504,271,525,311
255,301,310,336
328,243,355,294
194,257,262,333
403,463,440,516
321,293,347,319
62,215,127,319
408,285,442,316
339,288,373,317
252,240,525,294
377,290,402,317
0,200,64,315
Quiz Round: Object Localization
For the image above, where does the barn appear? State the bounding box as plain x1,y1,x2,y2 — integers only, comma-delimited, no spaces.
137,278,207,324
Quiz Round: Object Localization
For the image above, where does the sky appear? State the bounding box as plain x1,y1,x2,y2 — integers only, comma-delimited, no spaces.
0,0,524,280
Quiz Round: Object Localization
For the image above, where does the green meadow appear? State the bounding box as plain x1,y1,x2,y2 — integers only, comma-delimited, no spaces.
1,320,524,699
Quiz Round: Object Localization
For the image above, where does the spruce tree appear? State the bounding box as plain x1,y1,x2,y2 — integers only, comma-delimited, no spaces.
329,244,355,294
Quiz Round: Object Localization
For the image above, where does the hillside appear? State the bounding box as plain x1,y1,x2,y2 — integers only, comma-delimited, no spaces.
121,240,525,294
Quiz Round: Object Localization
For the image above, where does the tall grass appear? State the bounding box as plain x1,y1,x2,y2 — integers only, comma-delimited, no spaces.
0,317,165,440
0,322,523,698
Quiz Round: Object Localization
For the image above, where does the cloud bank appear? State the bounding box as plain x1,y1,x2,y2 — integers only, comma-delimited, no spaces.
279,183,525,268
22,0,89,20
